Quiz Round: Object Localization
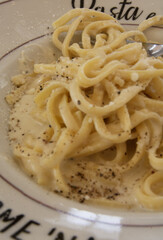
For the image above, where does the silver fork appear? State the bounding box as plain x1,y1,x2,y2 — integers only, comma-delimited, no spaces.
126,39,163,57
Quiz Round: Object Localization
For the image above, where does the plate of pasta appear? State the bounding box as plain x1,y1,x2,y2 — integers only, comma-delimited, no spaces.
0,0,163,239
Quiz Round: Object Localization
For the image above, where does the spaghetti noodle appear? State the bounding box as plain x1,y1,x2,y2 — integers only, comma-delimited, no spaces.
6,9,163,210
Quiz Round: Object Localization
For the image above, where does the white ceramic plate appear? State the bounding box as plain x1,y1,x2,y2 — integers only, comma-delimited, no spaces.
0,1,163,239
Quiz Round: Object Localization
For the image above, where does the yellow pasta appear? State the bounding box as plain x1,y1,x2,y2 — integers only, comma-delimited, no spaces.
6,9,163,210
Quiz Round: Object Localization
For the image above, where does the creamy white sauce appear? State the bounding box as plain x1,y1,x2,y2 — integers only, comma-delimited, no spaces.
8,86,150,209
